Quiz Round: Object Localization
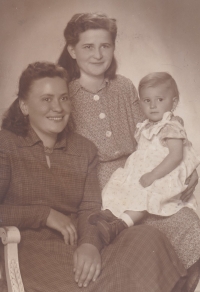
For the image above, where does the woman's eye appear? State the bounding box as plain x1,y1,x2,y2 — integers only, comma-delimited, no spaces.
61,96,69,101
84,45,92,49
43,97,51,102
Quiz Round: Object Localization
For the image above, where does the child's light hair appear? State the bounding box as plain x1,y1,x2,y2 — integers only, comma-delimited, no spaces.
138,72,179,101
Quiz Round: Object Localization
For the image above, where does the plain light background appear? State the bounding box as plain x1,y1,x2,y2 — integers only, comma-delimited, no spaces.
0,0,200,214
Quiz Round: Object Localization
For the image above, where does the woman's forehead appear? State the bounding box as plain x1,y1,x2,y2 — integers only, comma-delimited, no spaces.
28,77,68,96
78,29,113,43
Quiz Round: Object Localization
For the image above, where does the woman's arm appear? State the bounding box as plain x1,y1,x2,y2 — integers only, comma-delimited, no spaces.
181,169,199,201
73,140,102,287
0,149,50,229
140,138,183,187
77,142,102,250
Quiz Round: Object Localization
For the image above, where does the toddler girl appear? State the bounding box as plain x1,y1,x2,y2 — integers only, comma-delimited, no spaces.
89,72,200,245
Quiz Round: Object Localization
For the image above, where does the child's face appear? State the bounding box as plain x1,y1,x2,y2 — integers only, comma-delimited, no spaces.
139,83,177,122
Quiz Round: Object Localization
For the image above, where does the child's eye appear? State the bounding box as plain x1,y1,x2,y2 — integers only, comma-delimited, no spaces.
158,98,163,102
143,99,150,103
102,44,110,49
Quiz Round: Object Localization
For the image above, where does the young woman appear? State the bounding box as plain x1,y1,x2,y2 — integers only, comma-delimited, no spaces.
58,13,200,291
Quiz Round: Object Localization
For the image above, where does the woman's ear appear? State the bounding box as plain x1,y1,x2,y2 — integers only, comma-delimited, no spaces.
67,45,76,59
172,97,178,112
19,99,29,116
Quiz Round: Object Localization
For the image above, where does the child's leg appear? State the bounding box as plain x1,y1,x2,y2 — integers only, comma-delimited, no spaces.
121,210,147,226
97,210,148,245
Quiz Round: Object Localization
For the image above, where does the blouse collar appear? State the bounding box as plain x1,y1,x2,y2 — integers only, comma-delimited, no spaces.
17,126,67,150
69,78,109,97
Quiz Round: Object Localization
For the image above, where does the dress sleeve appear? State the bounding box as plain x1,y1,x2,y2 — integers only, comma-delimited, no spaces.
0,149,50,229
77,142,103,251
158,123,188,147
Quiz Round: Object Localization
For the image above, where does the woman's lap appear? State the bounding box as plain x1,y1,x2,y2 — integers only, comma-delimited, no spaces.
19,225,186,292
141,207,200,269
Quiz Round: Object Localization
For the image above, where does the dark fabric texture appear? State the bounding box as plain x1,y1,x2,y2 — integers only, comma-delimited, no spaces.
0,127,187,292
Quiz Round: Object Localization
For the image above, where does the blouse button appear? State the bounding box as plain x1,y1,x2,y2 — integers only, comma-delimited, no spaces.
99,113,106,119
106,131,112,137
94,95,100,101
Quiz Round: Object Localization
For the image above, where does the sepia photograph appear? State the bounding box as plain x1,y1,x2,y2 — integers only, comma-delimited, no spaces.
0,0,200,291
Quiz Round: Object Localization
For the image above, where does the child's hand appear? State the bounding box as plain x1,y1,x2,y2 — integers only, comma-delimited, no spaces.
139,172,155,188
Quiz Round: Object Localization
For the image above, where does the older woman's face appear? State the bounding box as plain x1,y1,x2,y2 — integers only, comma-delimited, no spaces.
20,77,71,140
68,29,115,79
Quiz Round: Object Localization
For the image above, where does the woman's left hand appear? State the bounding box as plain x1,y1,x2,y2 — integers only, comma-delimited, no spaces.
73,243,101,288
181,170,199,202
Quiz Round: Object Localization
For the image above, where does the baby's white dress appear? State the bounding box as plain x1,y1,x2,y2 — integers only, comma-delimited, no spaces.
102,112,200,217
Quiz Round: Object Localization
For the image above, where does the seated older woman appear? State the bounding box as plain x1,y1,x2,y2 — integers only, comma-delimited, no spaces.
0,62,186,292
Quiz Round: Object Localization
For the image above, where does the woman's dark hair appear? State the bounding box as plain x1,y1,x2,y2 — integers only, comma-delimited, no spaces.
58,13,117,81
2,61,72,136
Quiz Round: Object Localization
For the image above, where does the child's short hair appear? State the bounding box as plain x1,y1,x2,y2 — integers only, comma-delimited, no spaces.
138,72,179,100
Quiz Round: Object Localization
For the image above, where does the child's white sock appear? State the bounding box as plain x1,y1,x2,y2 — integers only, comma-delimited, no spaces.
119,213,134,227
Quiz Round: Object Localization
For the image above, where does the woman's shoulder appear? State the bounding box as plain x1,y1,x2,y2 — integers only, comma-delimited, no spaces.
109,74,138,101
0,129,18,151
66,131,98,155
0,128,16,141
111,74,135,86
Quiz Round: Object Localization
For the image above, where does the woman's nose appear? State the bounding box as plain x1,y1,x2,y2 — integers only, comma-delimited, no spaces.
93,48,103,59
51,100,63,112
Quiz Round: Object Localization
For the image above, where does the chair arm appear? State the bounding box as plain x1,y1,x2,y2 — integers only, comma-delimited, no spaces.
0,227,24,292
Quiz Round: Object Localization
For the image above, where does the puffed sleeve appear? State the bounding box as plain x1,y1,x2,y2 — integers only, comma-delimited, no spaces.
77,140,103,251
158,123,188,147
0,149,50,229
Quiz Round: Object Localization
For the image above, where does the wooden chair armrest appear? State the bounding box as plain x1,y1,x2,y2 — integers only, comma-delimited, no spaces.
0,227,24,292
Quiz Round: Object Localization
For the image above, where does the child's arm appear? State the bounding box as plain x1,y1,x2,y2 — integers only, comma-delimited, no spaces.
139,138,183,188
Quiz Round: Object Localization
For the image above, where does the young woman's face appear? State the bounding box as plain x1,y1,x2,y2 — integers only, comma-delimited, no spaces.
139,83,177,122
68,29,115,79
20,77,71,141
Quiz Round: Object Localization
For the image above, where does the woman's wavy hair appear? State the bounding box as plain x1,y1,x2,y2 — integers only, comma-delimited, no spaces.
58,13,118,81
138,72,179,101
1,61,73,136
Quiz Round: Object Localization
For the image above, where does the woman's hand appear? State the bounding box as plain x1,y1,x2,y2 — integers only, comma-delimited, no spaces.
181,170,199,202
73,243,101,288
46,208,77,245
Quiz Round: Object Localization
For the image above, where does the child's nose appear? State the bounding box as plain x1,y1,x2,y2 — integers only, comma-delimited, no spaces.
150,101,156,109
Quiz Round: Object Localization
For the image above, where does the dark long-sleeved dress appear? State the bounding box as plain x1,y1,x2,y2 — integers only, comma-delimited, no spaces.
0,127,186,292
69,74,200,291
